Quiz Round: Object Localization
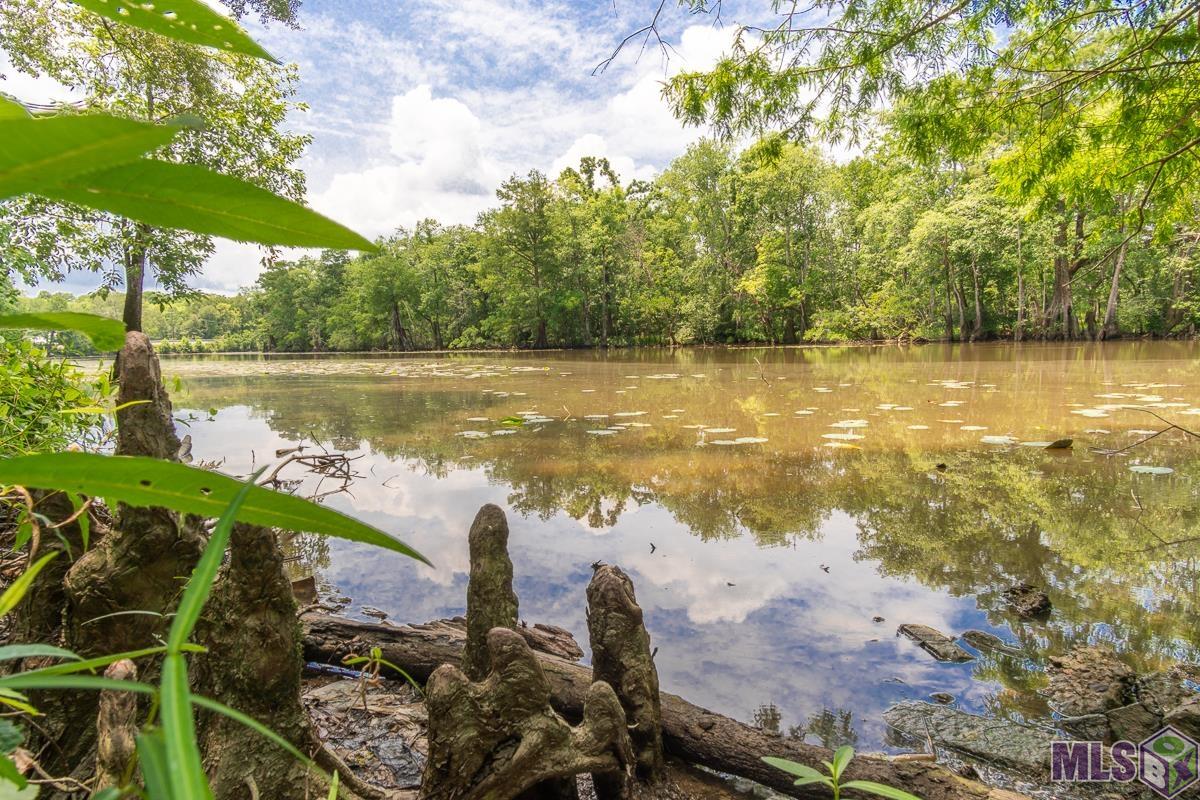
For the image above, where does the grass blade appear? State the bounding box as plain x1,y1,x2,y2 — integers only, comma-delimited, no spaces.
0,552,58,618
191,695,314,766
136,728,172,800
0,644,81,663
160,653,211,799
0,674,156,694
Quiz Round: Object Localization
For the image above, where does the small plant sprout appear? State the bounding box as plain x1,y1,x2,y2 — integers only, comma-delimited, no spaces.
763,746,924,800
342,646,423,711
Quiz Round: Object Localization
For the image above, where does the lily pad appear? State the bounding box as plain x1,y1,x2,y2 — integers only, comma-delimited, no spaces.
1129,465,1174,475
981,435,1017,445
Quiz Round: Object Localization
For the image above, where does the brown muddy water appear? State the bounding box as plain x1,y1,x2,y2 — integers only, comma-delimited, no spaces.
161,341,1200,753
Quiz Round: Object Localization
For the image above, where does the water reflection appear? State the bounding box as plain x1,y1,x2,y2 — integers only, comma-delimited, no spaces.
168,343,1200,750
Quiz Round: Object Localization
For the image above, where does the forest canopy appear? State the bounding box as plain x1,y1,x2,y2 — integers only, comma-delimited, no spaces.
4,0,1199,349
20,139,1199,353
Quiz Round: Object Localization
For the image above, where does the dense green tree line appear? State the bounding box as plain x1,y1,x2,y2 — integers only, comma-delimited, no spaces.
20,139,1199,352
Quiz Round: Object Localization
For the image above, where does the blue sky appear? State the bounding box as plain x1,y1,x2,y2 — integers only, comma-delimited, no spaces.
5,0,775,294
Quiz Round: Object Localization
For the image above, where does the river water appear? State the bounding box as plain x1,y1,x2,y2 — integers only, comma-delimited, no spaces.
164,341,1200,751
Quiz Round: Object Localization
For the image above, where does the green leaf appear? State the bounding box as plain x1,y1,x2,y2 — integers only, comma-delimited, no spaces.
0,674,155,695
0,761,36,798
0,454,428,563
326,771,339,800
0,752,25,791
0,115,180,200
160,654,210,799
841,780,925,800
0,644,81,664
167,475,257,651
14,644,201,679
0,96,29,120
0,312,126,351
762,756,832,783
191,695,313,767
0,689,37,717
71,494,91,550
40,160,377,251
0,720,23,756
0,553,58,619
90,789,121,800
831,745,855,780
135,729,171,800
60,400,150,416
69,0,277,62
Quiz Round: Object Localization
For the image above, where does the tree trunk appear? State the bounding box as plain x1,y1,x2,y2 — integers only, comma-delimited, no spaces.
969,253,984,342
942,245,954,341
1100,238,1128,340
1044,206,1075,339
301,614,1023,800
954,281,968,342
122,225,151,333
1015,228,1025,342
390,301,409,351
782,312,798,345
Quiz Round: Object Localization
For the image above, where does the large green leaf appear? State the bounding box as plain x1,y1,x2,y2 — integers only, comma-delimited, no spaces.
0,115,180,200
0,312,126,351
40,160,377,251
0,97,28,120
70,0,276,62
0,453,428,563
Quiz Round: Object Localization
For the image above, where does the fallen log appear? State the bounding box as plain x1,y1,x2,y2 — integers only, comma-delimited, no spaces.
301,613,1026,800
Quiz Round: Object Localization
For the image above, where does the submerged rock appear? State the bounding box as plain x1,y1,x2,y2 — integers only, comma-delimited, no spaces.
1046,646,1198,742
1001,583,1051,619
1166,695,1200,739
1047,646,1136,718
883,701,1055,776
930,692,956,705
897,624,974,663
959,630,1024,658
